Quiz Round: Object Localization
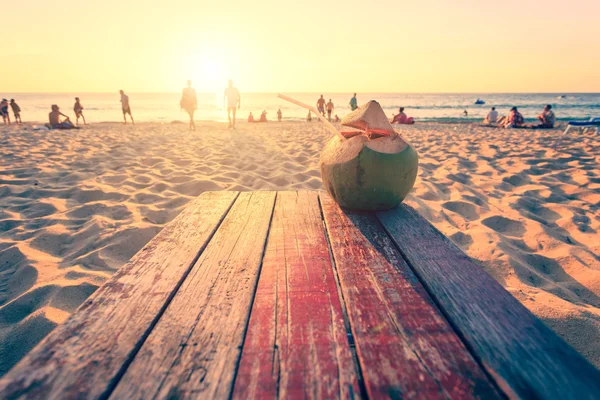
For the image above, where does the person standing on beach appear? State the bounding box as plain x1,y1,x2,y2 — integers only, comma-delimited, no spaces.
326,99,334,121
277,109,282,122
74,97,86,126
10,99,21,125
120,90,135,124
180,80,197,131
224,80,240,129
1,99,10,125
349,93,358,111
317,95,326,117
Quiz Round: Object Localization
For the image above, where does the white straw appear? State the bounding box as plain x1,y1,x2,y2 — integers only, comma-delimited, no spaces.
277,94,345,140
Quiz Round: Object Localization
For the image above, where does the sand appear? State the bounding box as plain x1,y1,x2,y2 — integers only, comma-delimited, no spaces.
0,120,599,375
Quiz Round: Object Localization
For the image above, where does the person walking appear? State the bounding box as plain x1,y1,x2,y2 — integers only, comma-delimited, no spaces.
10,99,21,124
74,97,86,126
180,80,197,131
120,90,135,124
224,80,240,129
326,99,334,121
317,95,326,117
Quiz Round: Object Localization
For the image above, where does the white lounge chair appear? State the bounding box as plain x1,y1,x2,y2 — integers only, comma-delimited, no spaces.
555,117,600,149
563,117,600,135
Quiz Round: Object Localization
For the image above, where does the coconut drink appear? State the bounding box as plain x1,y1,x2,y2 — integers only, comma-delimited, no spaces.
278,95,419,211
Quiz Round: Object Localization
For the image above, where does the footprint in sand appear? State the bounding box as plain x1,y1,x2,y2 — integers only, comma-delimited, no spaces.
442,201,480,222
482,215,526,237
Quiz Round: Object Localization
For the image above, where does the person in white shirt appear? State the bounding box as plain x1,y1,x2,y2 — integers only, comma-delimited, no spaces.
484,107,498,124
224,80,240,129
120,90,134,124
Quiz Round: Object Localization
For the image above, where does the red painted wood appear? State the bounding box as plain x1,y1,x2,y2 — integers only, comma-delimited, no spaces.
232,191,359,399
320,193,500,399
377,203,600,400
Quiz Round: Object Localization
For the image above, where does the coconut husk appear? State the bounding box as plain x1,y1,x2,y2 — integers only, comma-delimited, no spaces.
341,101,396,136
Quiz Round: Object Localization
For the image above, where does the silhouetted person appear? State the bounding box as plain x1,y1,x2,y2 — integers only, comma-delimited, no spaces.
277,109,282,122
326,99,334,121
180,80,197,131
1,99,10,125
349,93,358,111
120,90,134,124
74,97,86,126
10,99,21,124
224,80,240,129
317,95,326,117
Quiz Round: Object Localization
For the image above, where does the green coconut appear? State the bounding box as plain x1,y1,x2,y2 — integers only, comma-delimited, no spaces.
320,100,419,211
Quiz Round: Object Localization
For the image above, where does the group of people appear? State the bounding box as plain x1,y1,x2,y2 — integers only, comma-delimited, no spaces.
316,95,337,121
1,99,22,125
247,110,269,123
483,105,556,129
43,91,134,130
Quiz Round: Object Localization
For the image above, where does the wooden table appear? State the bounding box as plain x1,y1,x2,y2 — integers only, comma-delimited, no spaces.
1,191,599,399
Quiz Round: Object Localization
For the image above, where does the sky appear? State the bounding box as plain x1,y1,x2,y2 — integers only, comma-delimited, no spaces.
2,0,600,93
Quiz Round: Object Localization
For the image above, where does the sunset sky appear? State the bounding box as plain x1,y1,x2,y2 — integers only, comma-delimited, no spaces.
3,0,600,93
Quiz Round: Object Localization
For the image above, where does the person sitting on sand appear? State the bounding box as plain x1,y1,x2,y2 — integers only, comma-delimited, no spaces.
120,90,135,124
259,110,268,122
180,80,197,131
307,111,312,122
334,114,340,122
534,104,555,129
326,99,334,121
10,99,21,125
48,105,78,129
277,109,282,122
248,112,255,122
74,97,86,126
390,107,415,125
502,107,525,128
483,107,498,124
1,99,10,125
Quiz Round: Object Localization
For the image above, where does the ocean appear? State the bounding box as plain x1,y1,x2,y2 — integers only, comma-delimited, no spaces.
2,92,599,124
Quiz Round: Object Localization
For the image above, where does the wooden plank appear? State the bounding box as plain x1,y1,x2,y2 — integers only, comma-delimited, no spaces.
0,191,239,400
320,194,500,399
377,204,600,399
232,191,359,399
110,191,276,399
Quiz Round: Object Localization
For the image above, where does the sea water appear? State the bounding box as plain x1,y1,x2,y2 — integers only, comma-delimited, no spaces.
2,92,599,124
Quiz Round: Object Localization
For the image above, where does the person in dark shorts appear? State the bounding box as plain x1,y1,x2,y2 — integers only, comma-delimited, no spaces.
316,95,326,117
120,90,135,124
326,99,334,121
74,97,86,126
1,99,10,125
10,99,21,124
533,104,555,129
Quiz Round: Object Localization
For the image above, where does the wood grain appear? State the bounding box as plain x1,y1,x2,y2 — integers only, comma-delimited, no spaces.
232,191,359,399
377,204,600,399
110,191,276,399
0,191,239,400
320,194,500,399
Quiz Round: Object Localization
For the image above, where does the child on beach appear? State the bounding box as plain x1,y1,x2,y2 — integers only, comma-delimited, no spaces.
307,111,312,122
1,99,10,125
259,110,268,122
248,112,255,122
74,97,86,126
10,99,21,124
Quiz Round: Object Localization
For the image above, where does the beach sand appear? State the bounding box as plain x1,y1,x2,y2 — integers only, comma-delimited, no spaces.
0,120,599,375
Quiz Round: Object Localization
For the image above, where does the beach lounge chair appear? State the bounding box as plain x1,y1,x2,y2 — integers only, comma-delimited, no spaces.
563,117,600,135
554,117,600,149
